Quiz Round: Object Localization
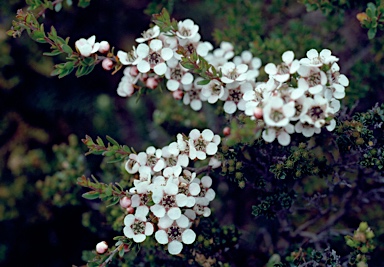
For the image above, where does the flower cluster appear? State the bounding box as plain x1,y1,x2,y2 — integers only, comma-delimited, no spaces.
244,49,349,145
121,128,221,255
104,14,348,146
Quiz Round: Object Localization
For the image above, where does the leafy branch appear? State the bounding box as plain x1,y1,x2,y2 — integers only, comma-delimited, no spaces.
152,8,178,34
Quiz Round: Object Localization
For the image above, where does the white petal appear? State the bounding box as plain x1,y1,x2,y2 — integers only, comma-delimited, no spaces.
206,143,218,155
282,51,294,63
123,226,134,238
133,234,146,243
158,215,173,229
277,132,291,146
181,73,194,85
202,129,214,141
176,214,189,228
262,128,276,142
309,85,323,94
154,62,167,75
264,63,277,75
176,194,188,207
306,49,319,59
168,240,183,255
150,204,166,218
189,183,201,195
136,44,149,58
145,222,154,236
131,194,141,207
137,60,150,74
205,188,216,201
189,129,200,139
161,48,173,61
185,196,196,207
168,207,182,220
135,205,149,220
124,214,135,226
201,176,212,187
155,230,169,244
190,99,202,111
338,74,349,86
149,39,163,51
182,229,196,244
196,151,207,160
223,101,237,114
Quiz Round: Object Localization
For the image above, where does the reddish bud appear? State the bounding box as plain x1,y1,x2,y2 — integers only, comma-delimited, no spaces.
126,206,134,214
223,127,231,136
173,89,184,100
119,196,132,208
130,66,139,76
146,77,158,89
253,107,263,119
96,241,108,254
102,58,113,71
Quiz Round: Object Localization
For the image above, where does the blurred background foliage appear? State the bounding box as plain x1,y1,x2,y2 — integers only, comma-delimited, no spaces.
1,0,384,266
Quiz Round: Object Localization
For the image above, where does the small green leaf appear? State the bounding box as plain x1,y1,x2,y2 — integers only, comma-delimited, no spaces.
61,44,73,55
82,191,100,200
106,135,120,146
197,79,210,86
44,50,62,56
54,3,62,12
368,27,377,39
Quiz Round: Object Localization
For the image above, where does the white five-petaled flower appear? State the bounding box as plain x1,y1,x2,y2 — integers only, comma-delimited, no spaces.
263,96,295,127
233,50,262,81
300,95,334,128
176,19,199,40
188,129,221,160
137,146,166,173
117,47,142,66
123,213,154,243
262,124,295,146
264,51,300,83
300,48,339,67
182,79,207,111
75,35,100,57
222,82,253,114
165,57,194,91
201,79,225,104
192,176,215,217
155,215,196,255
136,39,173,75
220,62,248,84
136,25,160,43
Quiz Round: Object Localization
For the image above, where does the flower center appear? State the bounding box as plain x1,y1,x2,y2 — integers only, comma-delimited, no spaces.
227,88,242,103
270,109,285,122
171,68,183,80
162,194,176,209
194,136,208,151
132,220,146,235
180,27,191,37
309,106,324,120
149,52,161,65
167,225,182,240
308,72,322,87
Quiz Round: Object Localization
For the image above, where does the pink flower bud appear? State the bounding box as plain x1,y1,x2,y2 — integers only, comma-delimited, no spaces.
130,66,139,76
102,58,113,71
126,206,134,214
98,41,110,53
223,127,231,136
172,90,183,100
253,107,263,119
119,196,132,208
96,241,108,254
146,77,158,89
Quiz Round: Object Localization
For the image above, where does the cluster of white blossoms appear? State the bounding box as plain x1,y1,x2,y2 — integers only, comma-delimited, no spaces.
75,16,348,147
244,49,349,145
121,128,221,255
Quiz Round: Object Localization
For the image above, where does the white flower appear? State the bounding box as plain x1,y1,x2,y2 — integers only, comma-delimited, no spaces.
188,129,221,160
176,19,199,40
220,62,248,84
191,176,215,217
296,65,327,95
125,154,140,174
136,39,173,75
223,82,253,114
263,96,295,127
136,25,160,43
300,48,339,67
165,57,194,91
264,51,300,83
205,41,234,68
117,67,139,97
262,124,295,146
137,146,166,173
75,35,100,57
162,145,189,168
155,218,196,255
117,47,141,65
201,79,225,104
182,80,206,111
300,95,333,128
123,213,154,243
294,121,321,137
233,50,262,81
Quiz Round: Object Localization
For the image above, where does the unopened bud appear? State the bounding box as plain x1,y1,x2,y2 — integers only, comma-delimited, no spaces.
130,66,139,76
102,58,113,71
126,206,134,214
253,107,263,119
98,41,110,53
223,126,231,136
146,77,158,89
96,241,108,254
120,196,132,208
173,90,184,100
